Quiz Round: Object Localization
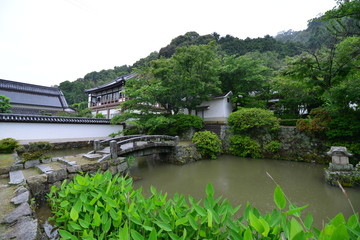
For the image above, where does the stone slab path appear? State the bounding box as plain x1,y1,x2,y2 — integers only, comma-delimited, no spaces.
9,170,25,185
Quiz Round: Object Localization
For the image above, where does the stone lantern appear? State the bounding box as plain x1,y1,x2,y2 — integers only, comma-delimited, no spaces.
327,146,354,171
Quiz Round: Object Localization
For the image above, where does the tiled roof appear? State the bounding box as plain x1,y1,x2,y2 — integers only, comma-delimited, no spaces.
84,73,136,93
0,113,122,124
0,79,70,109
0,79,61,95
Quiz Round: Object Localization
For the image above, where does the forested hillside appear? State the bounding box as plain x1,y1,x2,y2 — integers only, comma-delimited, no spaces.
58,31,303,105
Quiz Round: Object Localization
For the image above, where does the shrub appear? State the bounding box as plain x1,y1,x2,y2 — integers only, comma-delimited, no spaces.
19,141,53,161
229,135,262,158
192,130,222,159
0,138,19,153
296,108,331,136
94,113,106,119
144,115,176,135
264,141,281,153
227,107,280,134
169,114,203,133
325,110,360,142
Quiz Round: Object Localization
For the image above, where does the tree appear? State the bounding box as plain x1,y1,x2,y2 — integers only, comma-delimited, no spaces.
219,54,271,107
121,43,221,118
0,95,12,113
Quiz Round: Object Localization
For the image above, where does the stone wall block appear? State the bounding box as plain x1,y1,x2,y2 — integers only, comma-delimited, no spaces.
24,159,40,169
27,174,48,199
10,163,24,171
81,163,100,172
108,166,118,175
67,165,81,173
117,162,128,173
47,169,67,183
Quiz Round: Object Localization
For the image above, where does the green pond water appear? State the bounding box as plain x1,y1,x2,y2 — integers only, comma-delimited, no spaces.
131,155,360,227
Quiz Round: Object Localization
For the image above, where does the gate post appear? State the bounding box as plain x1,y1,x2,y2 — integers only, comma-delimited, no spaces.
110,140,118,159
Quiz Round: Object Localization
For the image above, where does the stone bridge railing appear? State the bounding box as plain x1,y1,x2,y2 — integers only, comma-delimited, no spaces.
94,135,179,159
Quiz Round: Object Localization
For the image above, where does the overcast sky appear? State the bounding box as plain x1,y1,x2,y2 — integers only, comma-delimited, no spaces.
0,0,336,87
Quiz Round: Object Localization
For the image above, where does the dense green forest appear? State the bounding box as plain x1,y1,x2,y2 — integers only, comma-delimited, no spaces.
58,0,359,127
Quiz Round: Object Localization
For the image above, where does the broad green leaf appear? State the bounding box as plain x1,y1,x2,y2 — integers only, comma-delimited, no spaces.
79,218,90,228
290,218,303,240
249,211,264,234
60,200,69,207
93,211,101,226
150,185,156,195
193,205,206,217
188,215,198,230
155,221,172,231
131,229,145,240
259,218,270,237
69,221,81,230
175,217,188,226
102,218,112,233
168,232,180,240
70,207,79,221
59,229,75,239
304,213,313,229
149,228,158,240
119,223,129,240
287,204,308,217
274,186,286,210
206,183,214,197
347,214,359,228
243,228,253,240
109,208,119,221
207,209,213,228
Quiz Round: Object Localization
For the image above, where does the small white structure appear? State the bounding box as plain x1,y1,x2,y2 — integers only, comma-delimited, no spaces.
183,91,234,123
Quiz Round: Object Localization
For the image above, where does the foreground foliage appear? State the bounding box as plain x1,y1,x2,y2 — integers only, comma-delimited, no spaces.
49,171,360,240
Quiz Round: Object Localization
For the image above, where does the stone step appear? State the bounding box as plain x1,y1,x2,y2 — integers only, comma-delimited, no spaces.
83,153,103,161
9,170,25,185
36,164,53,174
96,147,110,154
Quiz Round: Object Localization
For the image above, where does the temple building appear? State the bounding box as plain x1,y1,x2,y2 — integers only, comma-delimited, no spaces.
85,73,136,119
0,79,74,115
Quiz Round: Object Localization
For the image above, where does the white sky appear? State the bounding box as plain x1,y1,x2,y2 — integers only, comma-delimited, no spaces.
0,0,336,87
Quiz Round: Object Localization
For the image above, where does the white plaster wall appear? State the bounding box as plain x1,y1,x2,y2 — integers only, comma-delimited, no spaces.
198,98,232,122
0,122,123,141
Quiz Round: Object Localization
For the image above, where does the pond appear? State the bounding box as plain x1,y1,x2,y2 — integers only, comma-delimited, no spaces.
131,155,360,227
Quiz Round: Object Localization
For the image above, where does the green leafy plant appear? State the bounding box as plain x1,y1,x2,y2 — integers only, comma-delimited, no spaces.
192,130,222,159
48,171,360,240
0,138,19,153
229,135,262,158
227,107,280,134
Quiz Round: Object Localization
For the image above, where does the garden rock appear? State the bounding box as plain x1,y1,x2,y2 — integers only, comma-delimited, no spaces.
2,202,32,224
1,216,39,240
47,169,67,183
24,159,40,169
11,190,30,205
9,170,25,185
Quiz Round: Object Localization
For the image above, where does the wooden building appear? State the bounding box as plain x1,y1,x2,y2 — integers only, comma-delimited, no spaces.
85,73,136,119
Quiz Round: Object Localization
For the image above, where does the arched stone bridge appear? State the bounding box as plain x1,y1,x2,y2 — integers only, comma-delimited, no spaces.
94,135,179,159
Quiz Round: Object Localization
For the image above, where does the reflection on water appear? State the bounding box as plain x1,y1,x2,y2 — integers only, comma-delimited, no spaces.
131,155,360,227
